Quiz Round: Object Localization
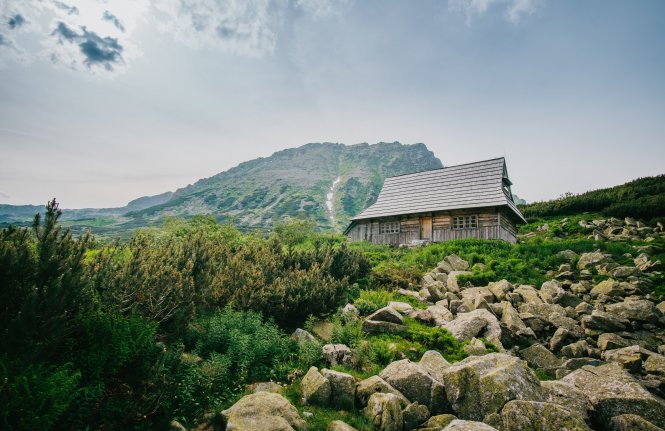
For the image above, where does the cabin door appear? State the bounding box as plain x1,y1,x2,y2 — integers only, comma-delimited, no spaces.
420,216,432,240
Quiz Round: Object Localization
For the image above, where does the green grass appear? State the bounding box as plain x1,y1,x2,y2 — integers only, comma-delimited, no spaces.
283,381,372,431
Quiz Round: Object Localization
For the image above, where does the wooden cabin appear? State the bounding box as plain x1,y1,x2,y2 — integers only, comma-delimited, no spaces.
344,157,526,245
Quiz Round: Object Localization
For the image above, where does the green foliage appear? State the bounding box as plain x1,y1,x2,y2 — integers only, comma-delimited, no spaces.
0,360,80,430
519,174,665,222
354,290,394,314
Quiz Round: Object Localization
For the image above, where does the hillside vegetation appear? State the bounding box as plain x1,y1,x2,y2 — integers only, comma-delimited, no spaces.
0,142,442,236
2,191,664,430
518,174,665,223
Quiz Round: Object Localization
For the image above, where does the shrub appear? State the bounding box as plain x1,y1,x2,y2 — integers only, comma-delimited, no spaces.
354,290,394,315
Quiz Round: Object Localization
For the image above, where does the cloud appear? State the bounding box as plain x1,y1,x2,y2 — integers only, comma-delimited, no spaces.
7,14,26,29
53,1,79,16
294,0,352,18
448,0,539,24
151,0,280,56
102,10,125,32
51,22,124,71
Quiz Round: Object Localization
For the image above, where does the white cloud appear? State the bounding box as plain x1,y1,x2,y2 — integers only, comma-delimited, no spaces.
448,0,539,24
0,0,350,75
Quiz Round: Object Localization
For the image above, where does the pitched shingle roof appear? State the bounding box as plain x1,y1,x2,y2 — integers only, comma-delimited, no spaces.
351,157,526,223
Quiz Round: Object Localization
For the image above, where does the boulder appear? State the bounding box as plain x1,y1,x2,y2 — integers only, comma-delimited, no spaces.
379,359,449,413
608,414,665,431
402,402,430,430
341,303,360,320
322,344,352,366
549,327,572,352
515,285,544,304
598,333,632,351
419,350,450,383
441,353,544,422
444,309,502,348
441,254,470,272
602,345,657,374
539,280,566,304
501,301,537,340
561,362,665,428
463,338,489,356
442,420,498,430
590,279,625,298
560,340,589,359
500,400,591,431
519,343,562,370
606,300,660,323
292,328,317,345
321,369,355,409
419,414,457,430
328,420,358,431
447,271,472,291
645,354,665,376
426,282,446,302
356,375,409,408
301,367,331,405
460,287,495,305
488,280,513,302
368,307,405,324
427,305,454,327
222,392,306,431
363,319,407,334
581,310,628,332
577,251,610,270
364,393,403,431
541,380,589,421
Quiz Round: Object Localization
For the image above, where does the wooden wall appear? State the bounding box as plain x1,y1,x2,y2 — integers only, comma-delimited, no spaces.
346,207,518,245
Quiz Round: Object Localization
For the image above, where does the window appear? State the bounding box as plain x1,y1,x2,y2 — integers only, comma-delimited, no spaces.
380,221,400,234
453,215,478,229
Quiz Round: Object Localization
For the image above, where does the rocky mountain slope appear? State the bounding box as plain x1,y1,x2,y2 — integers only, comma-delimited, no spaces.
197,215,665,431
0,142,442,234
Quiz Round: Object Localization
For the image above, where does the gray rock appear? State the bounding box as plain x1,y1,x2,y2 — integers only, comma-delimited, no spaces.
442,420,498,430
501,301,537,340
515,285,544,304
321,368,356,409
645,354,665,376
488,280,513,302
608,414,665,431
442,254,470,272
363,319,407,334
463,338,489,356
427,305,454,327
403,402,430,430
356,375,409,408
581,310,628,332
368,306,405,324
561,362,665,428
444,309,503,349
328,420,358,431
419,350,451,383
364,393,403,431
441,353,544,422
590,279,625,298
380,359,448,413
561,340,589,359
322,344,352,366
301,367,331,405
222,392,306,431
292,328,317,345
598,333,632,351
578,251,610,270
606,300,659,323
500,400,591,431
539,280,566,304
419,414,457,430
519,343,562,370
541,380,589,421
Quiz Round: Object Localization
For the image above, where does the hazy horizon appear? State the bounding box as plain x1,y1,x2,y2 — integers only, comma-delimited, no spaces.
2,0,664,208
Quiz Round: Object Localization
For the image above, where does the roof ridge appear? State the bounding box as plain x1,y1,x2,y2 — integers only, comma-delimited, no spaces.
384,157,505,180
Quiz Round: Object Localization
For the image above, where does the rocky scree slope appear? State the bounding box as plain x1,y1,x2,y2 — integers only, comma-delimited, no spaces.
199,216,665,431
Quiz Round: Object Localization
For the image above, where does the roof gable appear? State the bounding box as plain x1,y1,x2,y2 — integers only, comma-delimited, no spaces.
351,157,526,223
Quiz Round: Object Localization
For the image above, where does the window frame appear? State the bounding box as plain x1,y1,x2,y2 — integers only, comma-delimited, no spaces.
379,220,400,234
452,215,478,230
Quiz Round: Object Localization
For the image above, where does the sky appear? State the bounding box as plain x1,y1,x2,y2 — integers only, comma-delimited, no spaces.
1,0,664,208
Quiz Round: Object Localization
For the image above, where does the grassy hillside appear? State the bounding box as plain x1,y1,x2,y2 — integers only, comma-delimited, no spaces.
125,142,442,231
518,174,665,222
